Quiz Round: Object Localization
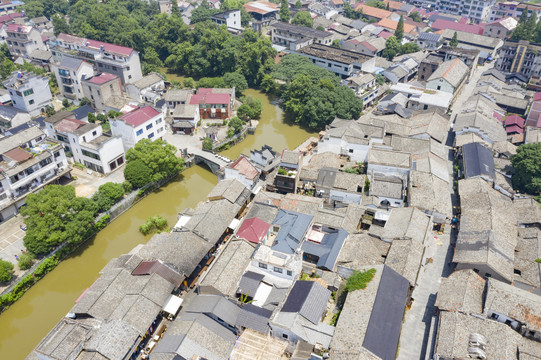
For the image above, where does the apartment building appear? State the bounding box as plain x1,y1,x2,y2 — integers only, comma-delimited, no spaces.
5,24,46,58
411,0,494,23
3,71,52,117
495,40,541,81
82,73,124,113
0,126,69,221
51,33,143,85
110,106,165,151
0,0,22,14
52,57,95,101
211,9,243,32
489,1,541,22
45,111,125,174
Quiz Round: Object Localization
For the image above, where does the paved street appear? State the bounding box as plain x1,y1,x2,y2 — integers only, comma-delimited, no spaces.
397,61,494,360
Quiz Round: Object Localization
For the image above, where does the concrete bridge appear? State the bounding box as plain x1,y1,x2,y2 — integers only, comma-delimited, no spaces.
188,147,232,175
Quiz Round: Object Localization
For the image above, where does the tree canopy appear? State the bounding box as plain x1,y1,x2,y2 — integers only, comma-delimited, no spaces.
0,260,13,282
237,96,262,119
292,11,313,28
124,159,153,188
280,0,290,23
21,185,99,255
511,143,541,195
450,31,458,48
395,16,404,42
125,139,185,183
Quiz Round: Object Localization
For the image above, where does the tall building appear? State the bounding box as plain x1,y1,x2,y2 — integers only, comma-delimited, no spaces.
5,24,47,58
52,57,95,101
51,33,143,85
3,71,52,117
489,1,541,22
409,0,495,23
495,40,541,81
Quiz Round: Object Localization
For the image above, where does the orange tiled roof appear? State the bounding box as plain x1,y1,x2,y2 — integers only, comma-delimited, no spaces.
354,4,392,19
383,0,403,10
377,17,417,34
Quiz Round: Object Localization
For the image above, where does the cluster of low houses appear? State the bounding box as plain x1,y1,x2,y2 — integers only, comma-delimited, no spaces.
27,58,541,359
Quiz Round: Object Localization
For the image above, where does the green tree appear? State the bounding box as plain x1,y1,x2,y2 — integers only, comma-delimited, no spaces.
511,143,541,195
382,35,400,60
344,2,360,19
0,260,13,282
410,11,421,23
98,182,125,202
511,7,535,41
395,15,404,42
51,14,70,36
21,185,98,255
260,73,277,94
142,47,163,75
280,0,290,22
62,98,70,108
450,31,458,48
191,0,220,23
292,11,313,28
295,0,302,7
18,253,35,270
229,116,244,133
139,215,168,235
125,139,184,182
183,77,195,88
79,97,91,106
400,42,420,55
87,113,96,123
96,113,107,122
45,105,56,117
223,71,248,94
316,25,325,31
203,137,213,150
238,96,263,119
365,0,386,9
92,191,114,212
0,58,16,79
124,159,153,188
331,39,341,48
197,77,227,88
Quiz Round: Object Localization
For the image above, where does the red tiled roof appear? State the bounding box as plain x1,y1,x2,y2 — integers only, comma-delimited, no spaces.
431,19,485,35
189,93,230,105
504,114,525,127
4,147,31,162
119,106,161,127
57,33,135,57
229,156,259,180
493,111,504,122
0,12,21,24
236,217,271,244
534,92,541,102
383,0,403,10
331,0,344,5
378,30,393,39
360,41,378,53
505,124,524,134
87,73,118,85
6,24,33,34
55,118,86,133
354,4,392,19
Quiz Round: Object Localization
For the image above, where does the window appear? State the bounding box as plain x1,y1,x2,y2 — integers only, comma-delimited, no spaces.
136,129,143,136
82,149,100,160
128,75,132,79
92,131,97,136
348,149,353,153
259,262,267,269
274,267,283,274
97,90,100,96
148,132,154,139
437,85,441,90
156,117,162,124
287,270,292,276
29,99,34,105
127,66,130,71
112,66,117,71
146,123,153,130
282,334,288,339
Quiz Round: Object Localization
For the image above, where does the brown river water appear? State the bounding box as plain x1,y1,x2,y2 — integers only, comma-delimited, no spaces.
0,89,315,358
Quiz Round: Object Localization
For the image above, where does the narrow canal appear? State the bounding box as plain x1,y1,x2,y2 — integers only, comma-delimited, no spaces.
0,90,315,358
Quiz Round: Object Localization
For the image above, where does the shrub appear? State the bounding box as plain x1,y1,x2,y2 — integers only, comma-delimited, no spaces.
139,216,169,235
98,182,124,202
278,168,287,175
62,98,70,108
345,268,377,292
203,137,213,151
18,253,35,270
73,162,84,170
0,260,14,282
122,181,133,194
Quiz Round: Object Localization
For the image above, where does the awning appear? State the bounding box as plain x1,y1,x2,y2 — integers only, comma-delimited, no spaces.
229,218,241,231
174,215,191,229
162,295,184,316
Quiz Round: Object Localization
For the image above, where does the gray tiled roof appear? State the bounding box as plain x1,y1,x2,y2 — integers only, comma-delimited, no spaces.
272,210,313,254
238,271,264,297
84,320,140,360
59,56,85,71
301,228,349,270
184,294,241,328
435,269,485,314
462,141,496,180
236,304,272,334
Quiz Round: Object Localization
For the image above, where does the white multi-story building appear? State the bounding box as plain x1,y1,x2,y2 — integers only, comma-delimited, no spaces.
110,106,165,151
0,0,23,14
210,9,243,32
52,57,95,102
3,71,52,117
489,1,541,22
0,126,69,222
44,111,125,174
5,24,46,57
51,33,143,84
410,0,495,23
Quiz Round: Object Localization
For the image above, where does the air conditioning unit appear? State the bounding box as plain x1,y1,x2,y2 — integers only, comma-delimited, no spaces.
469,333,487,349
467,346,487,359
